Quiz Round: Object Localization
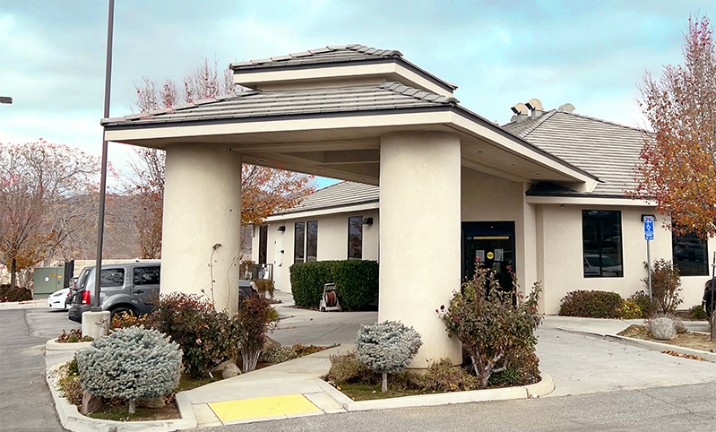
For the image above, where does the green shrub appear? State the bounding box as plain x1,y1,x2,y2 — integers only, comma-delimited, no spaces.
619,299,643,319
290,260,379,311
630,291,658,318
76,327,181,414
144,293,237,379
234,295,278,372
438,266,541,388
689,305,708,320
325,351,377,385
290,261,335,309
559,290,624,318
356,320,422,392
0,284,32,302
643,259,682,315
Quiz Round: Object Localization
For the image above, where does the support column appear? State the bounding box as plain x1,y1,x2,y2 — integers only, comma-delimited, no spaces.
379,131,462,367
162,144,242,315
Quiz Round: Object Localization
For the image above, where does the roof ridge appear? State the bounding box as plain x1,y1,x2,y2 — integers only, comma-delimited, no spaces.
513,110,558,138
557,110,650,134
379,81,459,104
231,44,402,69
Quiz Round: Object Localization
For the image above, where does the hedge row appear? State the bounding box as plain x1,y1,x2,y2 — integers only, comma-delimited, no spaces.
558,290,644,319
289,260,379,311
0,284,32,302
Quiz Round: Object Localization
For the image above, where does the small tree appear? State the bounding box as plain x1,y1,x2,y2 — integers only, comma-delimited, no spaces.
635,16,716,239
643,259,682,315
438,266,541,388
234,296,278,372
355,320,422,392
76,327,181,414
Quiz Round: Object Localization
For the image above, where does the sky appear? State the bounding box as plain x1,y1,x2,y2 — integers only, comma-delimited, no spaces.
0,0,712,189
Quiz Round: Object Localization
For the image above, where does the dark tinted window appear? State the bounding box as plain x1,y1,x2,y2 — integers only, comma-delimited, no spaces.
134,266,160,285
673,232,709,276
306,221,318,262
348,216,363,260
582,210,623,278
258,225,268,265
100,269,125,287
294,222,305,263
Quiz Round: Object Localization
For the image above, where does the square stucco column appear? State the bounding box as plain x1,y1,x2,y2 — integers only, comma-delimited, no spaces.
162,144,243,315
379,131,462,367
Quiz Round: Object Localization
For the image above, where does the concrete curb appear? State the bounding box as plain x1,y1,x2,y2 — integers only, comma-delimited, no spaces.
320,373,554,412
0,299,45,310
45,362,197,432
605,334,716,363
46,339,93,352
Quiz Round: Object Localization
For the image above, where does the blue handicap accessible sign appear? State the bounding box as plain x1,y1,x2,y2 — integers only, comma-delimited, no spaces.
644,216,654,240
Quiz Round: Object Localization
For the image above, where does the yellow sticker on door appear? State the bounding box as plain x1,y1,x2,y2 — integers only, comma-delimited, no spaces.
486,251,494,260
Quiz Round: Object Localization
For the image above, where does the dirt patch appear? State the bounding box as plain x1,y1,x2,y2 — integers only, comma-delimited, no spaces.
618,325,716,353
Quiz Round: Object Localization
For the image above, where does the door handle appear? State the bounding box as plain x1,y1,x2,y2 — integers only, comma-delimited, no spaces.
134,289,144,294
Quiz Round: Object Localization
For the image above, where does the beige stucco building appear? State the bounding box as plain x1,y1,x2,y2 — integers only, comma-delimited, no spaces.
103,45,714,367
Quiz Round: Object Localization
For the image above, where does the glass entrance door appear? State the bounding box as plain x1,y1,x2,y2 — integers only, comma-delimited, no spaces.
462,221,516,291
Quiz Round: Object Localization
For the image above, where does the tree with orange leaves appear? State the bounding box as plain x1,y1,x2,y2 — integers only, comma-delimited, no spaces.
636,16,716,239
129,58,314,258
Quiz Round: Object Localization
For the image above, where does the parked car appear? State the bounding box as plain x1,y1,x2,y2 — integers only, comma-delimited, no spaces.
47,287,71,311
704,277,715,318
68,261,160,323
583,254,623,277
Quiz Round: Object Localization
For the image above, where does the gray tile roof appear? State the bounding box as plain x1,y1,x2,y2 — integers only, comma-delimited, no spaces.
230,44,402,70
271,181,379,216
229,44,458,91
503,110,649,197
102,82,457,127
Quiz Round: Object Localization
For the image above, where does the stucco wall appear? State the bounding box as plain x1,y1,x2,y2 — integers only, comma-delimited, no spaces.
252,208,380,293
538,204,713,314
461,168,538,295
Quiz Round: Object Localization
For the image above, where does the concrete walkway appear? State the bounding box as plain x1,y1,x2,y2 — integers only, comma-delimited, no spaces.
32,291,716,430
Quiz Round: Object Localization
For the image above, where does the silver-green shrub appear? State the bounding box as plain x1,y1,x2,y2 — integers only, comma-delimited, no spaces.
76,327,182,413
356,320,422,392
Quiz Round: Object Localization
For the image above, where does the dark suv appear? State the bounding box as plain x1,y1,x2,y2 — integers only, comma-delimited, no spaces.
68,261,161,322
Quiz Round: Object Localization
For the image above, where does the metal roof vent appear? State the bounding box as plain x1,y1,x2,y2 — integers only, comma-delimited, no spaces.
510,102,529,123
525,98,544,119
558,103,576,113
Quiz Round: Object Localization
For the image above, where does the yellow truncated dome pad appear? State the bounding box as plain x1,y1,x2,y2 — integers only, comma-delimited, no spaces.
209,394,321,422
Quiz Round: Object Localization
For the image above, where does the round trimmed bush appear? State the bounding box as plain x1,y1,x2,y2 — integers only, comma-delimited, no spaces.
76,327,181,413
559,290,625,318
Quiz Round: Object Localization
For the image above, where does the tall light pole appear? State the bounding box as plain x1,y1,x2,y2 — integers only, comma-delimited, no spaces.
92,0,115,309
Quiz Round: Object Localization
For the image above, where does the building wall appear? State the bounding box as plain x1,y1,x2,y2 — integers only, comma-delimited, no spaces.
538,204,714,314
461,168,538,295
252,208,380,293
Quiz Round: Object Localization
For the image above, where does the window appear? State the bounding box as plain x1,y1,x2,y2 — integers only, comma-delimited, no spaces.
582,210,623,277
258,225,268,265
100,268,125,286
294,222,305,263
348,216,363,259
294,221,318,264
306,221,318,262
673,232,709,276
134,267,160,285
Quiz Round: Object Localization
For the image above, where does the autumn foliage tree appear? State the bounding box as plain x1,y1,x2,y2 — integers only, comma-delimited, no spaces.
128,58,314,258
0,140,99,289
636,16,716,239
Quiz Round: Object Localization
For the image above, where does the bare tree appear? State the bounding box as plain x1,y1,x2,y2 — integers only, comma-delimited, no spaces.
0,140,99,289
128,58,315,258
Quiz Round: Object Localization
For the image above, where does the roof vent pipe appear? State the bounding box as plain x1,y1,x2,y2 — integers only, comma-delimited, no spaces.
510,102,529,123
525,98,543,119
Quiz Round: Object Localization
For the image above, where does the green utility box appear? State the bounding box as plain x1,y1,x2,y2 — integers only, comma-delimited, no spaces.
33,267,65,295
